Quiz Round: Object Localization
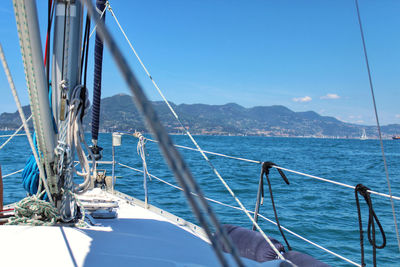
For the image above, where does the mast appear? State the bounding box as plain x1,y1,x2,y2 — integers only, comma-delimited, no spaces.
51,0,85,221
52,0,84,125
13,0,57,192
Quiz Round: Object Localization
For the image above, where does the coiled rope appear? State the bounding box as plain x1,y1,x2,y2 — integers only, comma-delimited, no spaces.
6,190,87,227
6,192,59,226
57,85,93,222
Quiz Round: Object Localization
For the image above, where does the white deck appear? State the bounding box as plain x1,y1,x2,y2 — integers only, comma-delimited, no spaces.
0,189,285,267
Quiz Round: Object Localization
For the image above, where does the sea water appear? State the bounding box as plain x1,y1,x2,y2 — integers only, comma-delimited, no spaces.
1,132,399,266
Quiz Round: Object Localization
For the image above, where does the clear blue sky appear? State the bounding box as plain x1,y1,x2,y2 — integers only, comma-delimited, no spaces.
0,0,399,125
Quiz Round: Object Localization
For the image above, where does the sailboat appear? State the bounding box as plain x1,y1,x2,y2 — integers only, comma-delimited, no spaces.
360,129,367,140
0,1,398,267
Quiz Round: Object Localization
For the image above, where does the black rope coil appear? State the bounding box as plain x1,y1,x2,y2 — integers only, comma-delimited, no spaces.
355,183,386,267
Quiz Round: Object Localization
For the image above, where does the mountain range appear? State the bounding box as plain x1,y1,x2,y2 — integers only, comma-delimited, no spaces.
1,94,399,138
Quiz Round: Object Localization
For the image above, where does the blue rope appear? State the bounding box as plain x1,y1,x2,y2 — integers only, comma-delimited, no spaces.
22,84,56,198
22,133,40,195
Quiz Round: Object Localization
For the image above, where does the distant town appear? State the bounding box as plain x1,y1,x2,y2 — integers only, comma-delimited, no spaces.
1,94,399,139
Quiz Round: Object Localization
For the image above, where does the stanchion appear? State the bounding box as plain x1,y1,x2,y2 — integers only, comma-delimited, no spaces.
0,165,3,225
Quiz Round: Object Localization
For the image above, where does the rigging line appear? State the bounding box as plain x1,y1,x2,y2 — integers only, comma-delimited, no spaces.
0,115,31,150
106,4,288,253
80,14,90,84
118,162,361,267
80,1,245,265
2,169,24,178
274,165,400,201
45,0,54,84
143,136,262,164
354,0,400,251
88,1,108,39
0,134,26,138
83,17,91,89
133,134,400,201
0,44,54,204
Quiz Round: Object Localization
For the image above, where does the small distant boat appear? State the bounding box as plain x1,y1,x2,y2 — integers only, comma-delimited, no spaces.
392,136,400,140
360,129,367,140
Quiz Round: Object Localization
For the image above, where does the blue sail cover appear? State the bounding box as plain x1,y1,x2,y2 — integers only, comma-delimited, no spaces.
91,0,107,142
222,224,285,262
221,224,330,266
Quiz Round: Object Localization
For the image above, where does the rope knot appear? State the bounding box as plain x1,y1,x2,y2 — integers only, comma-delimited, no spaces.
261,161,275,176
355,183,370,198
354,183,386,267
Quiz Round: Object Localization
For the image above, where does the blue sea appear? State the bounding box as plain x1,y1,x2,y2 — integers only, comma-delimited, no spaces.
1,132,399,266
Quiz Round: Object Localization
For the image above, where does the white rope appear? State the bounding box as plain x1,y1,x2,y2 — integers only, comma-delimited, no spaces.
0,43,54,204
142,136,261,164
118,162,360,266
0,115,31,150
0,133,26,138
67,85,94,193
56,85,93,221
135,132,151,207
273,165,400,201
2,168,24,178
108,4,285,260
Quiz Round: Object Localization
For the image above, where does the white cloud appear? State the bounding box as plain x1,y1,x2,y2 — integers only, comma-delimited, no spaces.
292,96,312,103
395,114,400,118
349,115,362,119
320,93,340,100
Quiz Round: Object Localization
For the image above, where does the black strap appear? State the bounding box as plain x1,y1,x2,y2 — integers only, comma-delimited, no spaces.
255,162,291,251
355,184,386,267
79,14,91,122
